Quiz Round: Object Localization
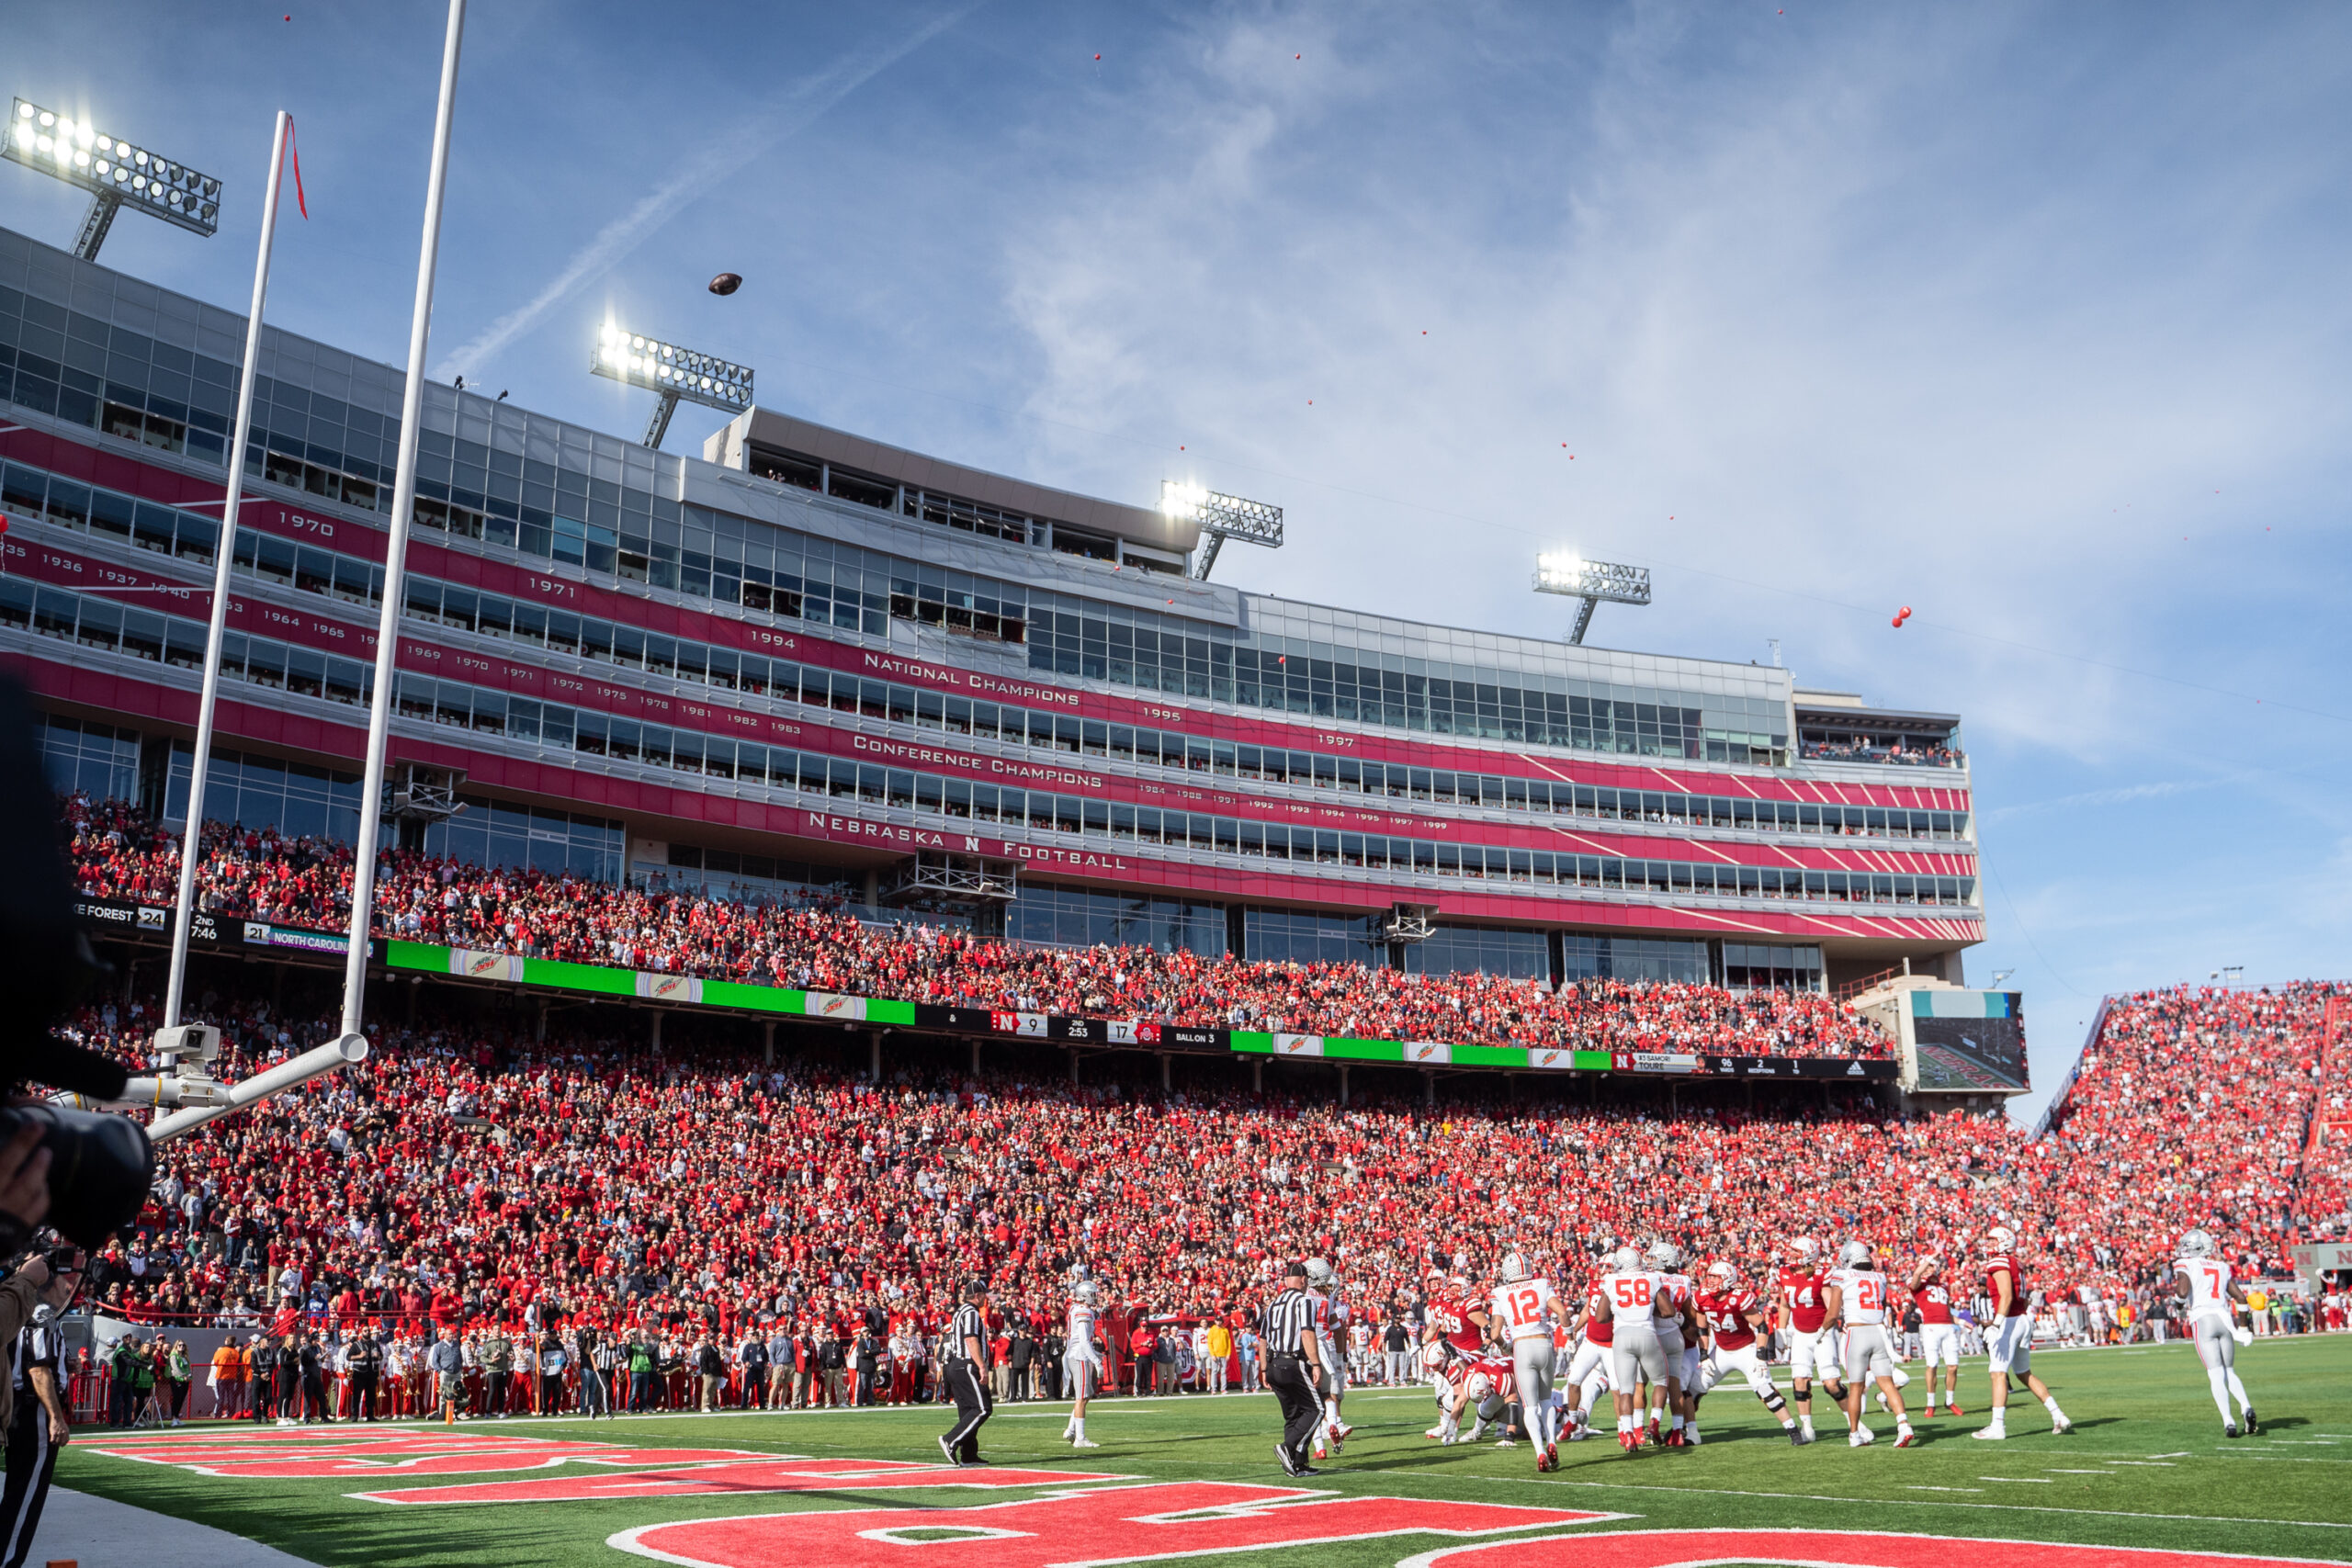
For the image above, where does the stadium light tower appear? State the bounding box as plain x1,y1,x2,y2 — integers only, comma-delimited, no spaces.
1162,480,1283,581
591,321,754,449
4,99,220,260
1532,551,1651,645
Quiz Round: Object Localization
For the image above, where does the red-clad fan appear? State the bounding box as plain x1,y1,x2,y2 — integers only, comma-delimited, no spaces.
1775,1236,1839,1444
1691,1258,1801,1444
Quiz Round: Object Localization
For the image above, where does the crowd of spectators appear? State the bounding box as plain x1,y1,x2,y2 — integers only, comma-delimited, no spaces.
62,795,1891,1058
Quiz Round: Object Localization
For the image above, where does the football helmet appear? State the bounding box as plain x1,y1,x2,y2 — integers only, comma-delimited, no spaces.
1707,1259,1737,1285
1645,1241,1681,1269
1305,1258,1337,1290
1787,1235,1820,1264
1500,1251,1529,1283
1983,1224,2017,1256
1071,1280,1100,1305
1612,1246,1642,1271
2177,1228,2215,1259
1840,1239,1872,1267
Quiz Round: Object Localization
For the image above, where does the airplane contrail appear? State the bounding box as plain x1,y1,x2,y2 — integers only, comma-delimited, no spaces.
432,6,975,382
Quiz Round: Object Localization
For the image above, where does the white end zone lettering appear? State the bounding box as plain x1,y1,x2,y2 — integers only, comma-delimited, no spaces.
612,1481,1616,1568
1399,1529,2325,1568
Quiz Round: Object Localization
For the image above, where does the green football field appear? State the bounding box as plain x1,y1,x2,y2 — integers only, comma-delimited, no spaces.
54,1335,2352,1568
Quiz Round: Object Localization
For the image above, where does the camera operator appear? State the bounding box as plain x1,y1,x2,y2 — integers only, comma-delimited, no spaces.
1,1238,78,1568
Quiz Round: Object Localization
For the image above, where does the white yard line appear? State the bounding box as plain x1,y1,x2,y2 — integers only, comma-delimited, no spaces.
1980,1476,2052,1483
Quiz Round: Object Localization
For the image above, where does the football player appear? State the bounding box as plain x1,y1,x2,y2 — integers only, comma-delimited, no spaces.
1304,1258,1352,1457
1777,1235,1842,1443
1062,1276,1103,1449
1644,1240,1699,1447
1592,1245,1675,1453
1693,1258,1804,1445
1972,1224,2073,1439
1909,1252,1965,1417
1822,1240,1916,1448
2172,1228,2259,1437
1491,1251,1561,1470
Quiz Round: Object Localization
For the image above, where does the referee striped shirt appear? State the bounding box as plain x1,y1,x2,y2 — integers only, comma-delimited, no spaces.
1261,1289,1313,1356
947,1304,989,1366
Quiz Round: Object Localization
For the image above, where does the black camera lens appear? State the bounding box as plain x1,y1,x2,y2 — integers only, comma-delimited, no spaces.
0,1103,153,1249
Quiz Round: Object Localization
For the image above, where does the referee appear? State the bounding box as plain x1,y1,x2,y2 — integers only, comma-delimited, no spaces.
937,1279,994,1468
3,1245,82,1568
1262,1260,1326,1477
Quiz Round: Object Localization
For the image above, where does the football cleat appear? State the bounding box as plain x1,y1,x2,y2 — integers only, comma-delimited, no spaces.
1495,1437,1517,1448
2052,1415,2074,1436
1072,1438,1101,1449
1664,1428,1686,1448
1849,1427,1875,1448
2224,1423,2240,1439
1686,1426,1703,1446
1332,1421,1355,1442
1545,1440,1559,1467
1566,1427,1592,1442
1970,1425,2007,1441
1426,1426,1447,1441
1789,1426,1808,1446
1946,1403,1964,1417
1646,1418,1663,1447
1618,1431,1639,1453
938,1436,959,1466
2243,1408,2259,1435
1894,1429,1917,1448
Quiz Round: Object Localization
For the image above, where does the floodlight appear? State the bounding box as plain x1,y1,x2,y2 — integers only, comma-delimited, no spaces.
4,99,220,259
1532,551,1650,645
1162,479,1283,581
590,321,754,448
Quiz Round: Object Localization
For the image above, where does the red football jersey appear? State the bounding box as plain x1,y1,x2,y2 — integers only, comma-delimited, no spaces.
1578,1279,1615,1346
1984,1255,2029,1318
1778,1266,1828,1334
1427,1296,1484,1355
1916,1280,1955,1325
1697,1288,1759,1349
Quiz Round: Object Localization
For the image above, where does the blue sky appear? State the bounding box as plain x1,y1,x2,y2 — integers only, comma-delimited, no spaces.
9,3,2348,1119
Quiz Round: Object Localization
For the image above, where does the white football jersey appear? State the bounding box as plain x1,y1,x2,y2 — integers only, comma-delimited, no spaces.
1595,1269,1664,1329
1068,1300,1099,1357
1491,1277,1557,1342
2176,1256,2235,1321
1826,1266,1890,1326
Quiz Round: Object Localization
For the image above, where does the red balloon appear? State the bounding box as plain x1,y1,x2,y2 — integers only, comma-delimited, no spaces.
1899,605,1912,617
1891,616,1903,627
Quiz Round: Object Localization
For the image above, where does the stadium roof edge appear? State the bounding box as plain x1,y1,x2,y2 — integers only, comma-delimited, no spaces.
707,406,1199,557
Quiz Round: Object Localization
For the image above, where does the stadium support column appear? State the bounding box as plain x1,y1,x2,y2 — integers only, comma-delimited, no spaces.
537,999,548,1044
971,1039,981,1075
1068,1047,1079,1085
1423,1069,1434,1108
763,1021,775,1066
1159,1054,1170,1093
870,1029,882,1084
1337,1064,1349,1107
650,1011,662,1053
1252,1059,1262,1094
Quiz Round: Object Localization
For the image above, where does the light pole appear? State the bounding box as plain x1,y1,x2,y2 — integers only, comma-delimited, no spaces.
1161,481,1283,581
590,323,753,448
3,99,220,260
1532,552,1651,645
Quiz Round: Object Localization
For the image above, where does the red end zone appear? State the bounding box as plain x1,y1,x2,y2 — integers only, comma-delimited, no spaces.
357,1458,1131,1506
613,1483,1619,1568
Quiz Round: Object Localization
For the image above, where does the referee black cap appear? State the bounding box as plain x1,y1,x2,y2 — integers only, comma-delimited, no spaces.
961,1277,989,1301
1283,1259,1308,1281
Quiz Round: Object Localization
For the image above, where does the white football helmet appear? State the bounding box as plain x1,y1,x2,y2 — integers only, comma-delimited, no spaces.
1840,1239,1872,1268
1071,1280,1100,1305
1787,1235,1820,1264
1500,1251,1529,1283
2177,1228,2215,1259
1305,1258,1337,1290
1983,1224,2018,1256
1612,1246,1641,1271
1449,1274,1470,1292
1707,1259,1737,1285
1645,1241,1682,1270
